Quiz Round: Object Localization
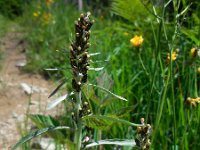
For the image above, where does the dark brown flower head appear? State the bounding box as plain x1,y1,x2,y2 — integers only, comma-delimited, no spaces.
70,12,93,92
135,118,152,150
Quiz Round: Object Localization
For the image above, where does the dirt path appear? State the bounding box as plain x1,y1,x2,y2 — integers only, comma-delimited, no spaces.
0,27,56,149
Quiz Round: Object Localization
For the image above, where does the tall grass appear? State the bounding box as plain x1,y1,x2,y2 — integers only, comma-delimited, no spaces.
112,0,200,149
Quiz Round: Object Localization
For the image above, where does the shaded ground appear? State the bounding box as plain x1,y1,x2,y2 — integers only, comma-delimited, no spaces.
0,26,56,149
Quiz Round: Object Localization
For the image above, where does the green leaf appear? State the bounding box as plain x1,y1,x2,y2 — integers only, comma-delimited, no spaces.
47,92,74,110
112,0,150,23
87,83,128,101
85,139,136,148
29,115,68,142
100,97,118,107
11,126,70,150
181,28,199,44
82,85,101,105
89,67,104,71
82,115,142,130
116,105,138,117
29,114,60,127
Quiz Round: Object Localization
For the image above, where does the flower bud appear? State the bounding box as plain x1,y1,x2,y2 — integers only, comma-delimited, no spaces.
78,46,81,51
80,13,84,18
84,102,88,105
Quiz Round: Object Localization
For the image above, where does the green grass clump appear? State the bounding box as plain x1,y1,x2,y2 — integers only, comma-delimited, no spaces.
0,0,24,19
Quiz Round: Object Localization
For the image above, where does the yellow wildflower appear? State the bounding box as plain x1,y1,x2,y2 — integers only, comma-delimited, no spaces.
187,97,200,106
190,47,196,57
167,51,178,61
130,35,144,48
43,12,52,24
33,11,40,17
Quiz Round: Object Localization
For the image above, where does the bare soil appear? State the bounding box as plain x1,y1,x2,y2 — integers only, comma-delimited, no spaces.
0,27,56,149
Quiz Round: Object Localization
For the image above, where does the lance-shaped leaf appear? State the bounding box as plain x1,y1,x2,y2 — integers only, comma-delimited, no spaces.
48,79,67,98
47,92,74,110
85,139,136,148
11,126,70,150
89,67,104,71
87,83,127,101
82,115,143,130
89,52,101,56
181,28,199,44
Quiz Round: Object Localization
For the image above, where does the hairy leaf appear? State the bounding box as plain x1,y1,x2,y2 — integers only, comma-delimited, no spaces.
87,83,128,101
85,139,136,148
82,115,143,130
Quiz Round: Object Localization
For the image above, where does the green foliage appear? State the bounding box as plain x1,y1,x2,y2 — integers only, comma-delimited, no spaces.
112,0,151,23
0,0,25,18
181,10,200,45
13,0,200,149
11,126,70,150
20,0,78,76
28,114,68,143
82,115,142,130
111,0,200,149
0,15,11,37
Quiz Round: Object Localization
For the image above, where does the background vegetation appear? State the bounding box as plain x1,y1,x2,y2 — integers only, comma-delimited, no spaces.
0,0,200,149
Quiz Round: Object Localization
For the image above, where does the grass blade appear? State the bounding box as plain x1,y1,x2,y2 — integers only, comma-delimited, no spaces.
48,79,67,98
11,126,70,150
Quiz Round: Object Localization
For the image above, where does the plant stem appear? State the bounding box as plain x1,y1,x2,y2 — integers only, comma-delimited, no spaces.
75,91,82,150
138,52,149,76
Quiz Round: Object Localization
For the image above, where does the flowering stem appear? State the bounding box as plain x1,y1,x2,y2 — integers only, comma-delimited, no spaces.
138,53,149,76
69,12,93,149
152,68,170,144
75,91,82,150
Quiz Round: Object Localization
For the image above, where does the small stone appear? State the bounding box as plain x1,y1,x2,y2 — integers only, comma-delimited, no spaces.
15,60,27,68
20,83,33,95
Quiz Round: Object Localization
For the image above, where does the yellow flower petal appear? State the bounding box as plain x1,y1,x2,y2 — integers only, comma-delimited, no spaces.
130,35,144,48
167,51,178,61
190,47,196,57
